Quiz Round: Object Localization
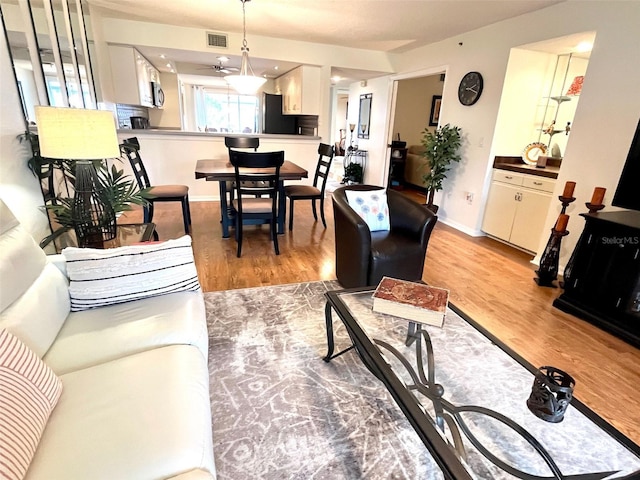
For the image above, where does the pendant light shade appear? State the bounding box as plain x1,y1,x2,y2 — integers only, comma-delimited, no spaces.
225,0,266,95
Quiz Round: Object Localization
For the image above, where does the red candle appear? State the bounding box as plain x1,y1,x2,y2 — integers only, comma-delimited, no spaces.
590,187,606,206
562,181,576,198
554,214,569,233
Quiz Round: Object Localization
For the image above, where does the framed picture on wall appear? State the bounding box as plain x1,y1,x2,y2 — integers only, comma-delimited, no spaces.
429,95,442,126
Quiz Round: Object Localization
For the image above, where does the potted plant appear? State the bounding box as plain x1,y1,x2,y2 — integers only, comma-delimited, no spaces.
20,132,149,247
421,123,463,213
343,162,364,184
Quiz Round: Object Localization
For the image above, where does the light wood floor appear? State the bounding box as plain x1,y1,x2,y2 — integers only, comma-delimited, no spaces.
120,192,640,446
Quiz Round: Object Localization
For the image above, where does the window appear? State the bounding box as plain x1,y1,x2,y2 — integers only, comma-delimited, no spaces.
199,88,258,133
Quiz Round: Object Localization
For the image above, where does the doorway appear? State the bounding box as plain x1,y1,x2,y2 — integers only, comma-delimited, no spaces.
388,73,445,189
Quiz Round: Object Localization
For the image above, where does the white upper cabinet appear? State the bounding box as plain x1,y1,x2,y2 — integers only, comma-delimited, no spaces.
109,45,160,107
275,65,321,115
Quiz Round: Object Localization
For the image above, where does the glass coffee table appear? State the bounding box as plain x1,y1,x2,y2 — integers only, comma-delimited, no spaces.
324,287,640,480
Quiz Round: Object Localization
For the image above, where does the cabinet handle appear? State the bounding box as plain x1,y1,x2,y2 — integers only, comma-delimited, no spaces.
505,175,513,179
533,181,543,185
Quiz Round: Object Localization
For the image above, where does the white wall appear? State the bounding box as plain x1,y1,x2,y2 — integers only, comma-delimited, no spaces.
0,37,51,243
387,1,640,261
346,76,394,187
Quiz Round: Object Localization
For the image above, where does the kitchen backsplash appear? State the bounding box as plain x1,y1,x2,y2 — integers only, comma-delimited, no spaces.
116,104,149,129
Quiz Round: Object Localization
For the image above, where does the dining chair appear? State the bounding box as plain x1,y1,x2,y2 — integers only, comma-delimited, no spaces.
223,136,260,204
121,137,191,238
229,150,285,257
284,143,334,230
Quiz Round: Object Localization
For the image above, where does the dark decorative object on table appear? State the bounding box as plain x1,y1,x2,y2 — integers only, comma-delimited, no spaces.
527,366,575,423
71,160,117,247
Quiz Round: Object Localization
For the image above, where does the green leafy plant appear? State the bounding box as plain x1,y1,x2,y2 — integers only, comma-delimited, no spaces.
20,131,149,247
343,163,364,184
421,123,463,212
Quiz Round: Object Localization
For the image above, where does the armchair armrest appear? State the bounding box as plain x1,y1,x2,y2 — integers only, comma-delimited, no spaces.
387,190,438,246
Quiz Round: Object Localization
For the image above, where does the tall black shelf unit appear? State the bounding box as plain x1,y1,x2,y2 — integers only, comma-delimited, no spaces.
553,210,640,347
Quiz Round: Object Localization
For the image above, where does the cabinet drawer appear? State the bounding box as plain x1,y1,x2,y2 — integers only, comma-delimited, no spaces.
493,170,523,186
522,176,555,192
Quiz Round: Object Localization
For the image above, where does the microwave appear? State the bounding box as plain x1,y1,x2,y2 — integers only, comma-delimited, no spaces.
151,81,164,107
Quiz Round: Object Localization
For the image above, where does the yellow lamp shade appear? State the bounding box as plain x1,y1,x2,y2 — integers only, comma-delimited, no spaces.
34,106,120,160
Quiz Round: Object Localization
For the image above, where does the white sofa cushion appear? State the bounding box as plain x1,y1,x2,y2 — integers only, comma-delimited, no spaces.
167,470,216,479
0,329,63,480
25,345,216,480
62,235,201,311
43,291,208,375
0,202,70,357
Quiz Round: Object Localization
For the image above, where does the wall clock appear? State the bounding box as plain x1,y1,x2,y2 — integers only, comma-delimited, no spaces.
458,71,483,106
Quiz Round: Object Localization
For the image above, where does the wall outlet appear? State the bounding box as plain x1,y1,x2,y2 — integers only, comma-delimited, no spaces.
465,192,474,204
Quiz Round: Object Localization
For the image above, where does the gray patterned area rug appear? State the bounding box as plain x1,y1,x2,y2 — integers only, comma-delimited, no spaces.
204,281,440,479
203,281,640,480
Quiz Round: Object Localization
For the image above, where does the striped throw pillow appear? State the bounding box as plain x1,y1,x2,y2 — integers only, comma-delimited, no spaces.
62,235,201,312
0,329,63,480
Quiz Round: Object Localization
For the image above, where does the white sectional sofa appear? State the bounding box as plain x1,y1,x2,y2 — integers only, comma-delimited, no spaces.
0,200,216,480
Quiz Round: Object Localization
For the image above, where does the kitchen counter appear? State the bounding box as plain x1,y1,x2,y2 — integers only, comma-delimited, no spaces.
117,129,320,141
493,156,560,179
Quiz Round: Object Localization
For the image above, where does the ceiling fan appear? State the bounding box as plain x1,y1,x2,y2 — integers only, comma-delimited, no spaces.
199,61,240,74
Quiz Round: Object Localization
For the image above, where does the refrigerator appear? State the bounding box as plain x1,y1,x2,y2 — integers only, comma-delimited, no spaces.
262,93,297,134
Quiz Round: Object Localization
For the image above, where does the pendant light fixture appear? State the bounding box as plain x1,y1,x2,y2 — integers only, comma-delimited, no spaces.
225,0,267,95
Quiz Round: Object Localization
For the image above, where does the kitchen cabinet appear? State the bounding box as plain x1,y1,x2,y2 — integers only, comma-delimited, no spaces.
481,170,555,252
109,45,160,107
275,65,321,115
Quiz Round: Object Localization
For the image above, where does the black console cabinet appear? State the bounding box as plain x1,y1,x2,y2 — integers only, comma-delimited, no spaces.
554,210,640,347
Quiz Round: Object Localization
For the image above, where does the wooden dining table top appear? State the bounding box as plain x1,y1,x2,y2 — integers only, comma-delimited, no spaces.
195,159,308,180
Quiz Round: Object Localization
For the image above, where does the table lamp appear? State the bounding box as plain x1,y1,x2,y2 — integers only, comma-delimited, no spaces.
34,106,121,247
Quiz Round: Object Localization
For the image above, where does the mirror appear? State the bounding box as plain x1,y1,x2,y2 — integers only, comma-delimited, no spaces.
358,93,372,139
1,0,97,123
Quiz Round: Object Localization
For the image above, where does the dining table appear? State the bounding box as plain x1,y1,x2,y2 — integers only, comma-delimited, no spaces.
195,158,308,238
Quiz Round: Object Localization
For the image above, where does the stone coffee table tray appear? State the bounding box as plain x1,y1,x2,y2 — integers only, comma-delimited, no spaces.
324,287,640,480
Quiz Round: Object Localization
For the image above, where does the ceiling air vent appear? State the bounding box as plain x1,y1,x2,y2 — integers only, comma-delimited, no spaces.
206,32,228,48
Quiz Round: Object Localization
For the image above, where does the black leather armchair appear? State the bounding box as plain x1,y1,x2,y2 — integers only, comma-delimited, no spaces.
332,185,437,288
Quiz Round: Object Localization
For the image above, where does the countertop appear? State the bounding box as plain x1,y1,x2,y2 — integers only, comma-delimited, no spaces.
117,129,321,141
493,156,560,179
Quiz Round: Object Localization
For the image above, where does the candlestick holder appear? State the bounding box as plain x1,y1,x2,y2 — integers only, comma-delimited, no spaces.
535,228,570,287
558,196,576,214
585,202,604,214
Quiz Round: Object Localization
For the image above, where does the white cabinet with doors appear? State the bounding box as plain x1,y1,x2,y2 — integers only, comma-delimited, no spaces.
109,45,160,107
274,65,321,115
482,170,555,252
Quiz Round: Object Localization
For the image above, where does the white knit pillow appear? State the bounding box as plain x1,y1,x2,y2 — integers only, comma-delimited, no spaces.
62,235,201,311
0,329,63,480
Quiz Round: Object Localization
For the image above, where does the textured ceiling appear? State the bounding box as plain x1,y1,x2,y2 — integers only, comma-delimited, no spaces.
89,0,564,53
87,0,567,84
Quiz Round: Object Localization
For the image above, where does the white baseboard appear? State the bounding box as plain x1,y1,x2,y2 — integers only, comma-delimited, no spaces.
438,216,484,237
190,195,218,202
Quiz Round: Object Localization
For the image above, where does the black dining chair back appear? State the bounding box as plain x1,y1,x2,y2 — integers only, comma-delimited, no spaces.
284,143,334,230
121,137,191,238
223,136,261,206
229,150,285,257
224,136,259,151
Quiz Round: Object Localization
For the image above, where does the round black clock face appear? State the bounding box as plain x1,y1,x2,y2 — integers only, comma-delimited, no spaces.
458,71,483,106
